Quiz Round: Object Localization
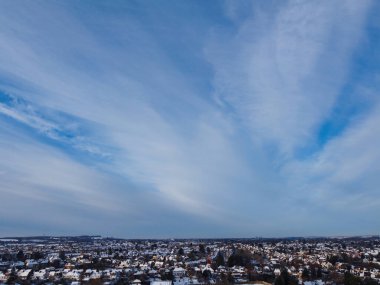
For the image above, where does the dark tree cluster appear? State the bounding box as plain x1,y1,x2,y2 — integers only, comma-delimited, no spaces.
344,272,378,285
227,249,252,267
275,269,298,285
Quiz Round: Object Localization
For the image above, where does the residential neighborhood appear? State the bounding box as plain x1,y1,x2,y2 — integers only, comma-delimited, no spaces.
0,236,379,285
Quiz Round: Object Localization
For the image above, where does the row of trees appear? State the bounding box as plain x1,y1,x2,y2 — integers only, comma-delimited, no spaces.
301,267,323,280
2,250,46,262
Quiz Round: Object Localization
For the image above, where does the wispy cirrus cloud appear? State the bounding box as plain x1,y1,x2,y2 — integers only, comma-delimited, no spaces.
0,0,379,237
208,0,372,156
0,92,110,158
0,1,266,236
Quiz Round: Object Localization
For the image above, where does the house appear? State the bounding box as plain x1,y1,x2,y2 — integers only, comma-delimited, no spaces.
151,281,172,285
0,271,8,283
132,279,142,285
173,267,186,278
26,259,39,269
32,269,49,280
18,269,32,280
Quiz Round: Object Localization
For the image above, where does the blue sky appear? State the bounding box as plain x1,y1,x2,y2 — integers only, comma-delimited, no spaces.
0,0,380,238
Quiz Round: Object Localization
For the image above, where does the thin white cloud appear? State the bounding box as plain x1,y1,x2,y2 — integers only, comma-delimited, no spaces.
286,101,380,209
0,1,269,233
0,98,109,157
0,0,379,237
208,0,372,156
